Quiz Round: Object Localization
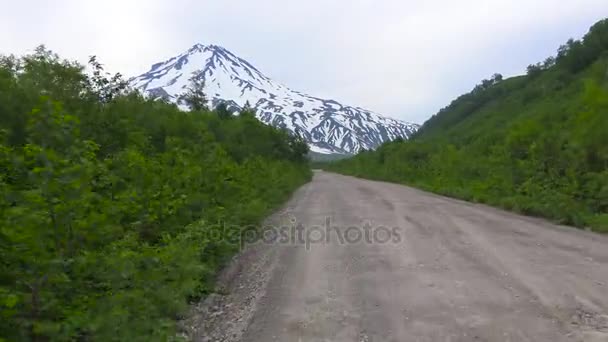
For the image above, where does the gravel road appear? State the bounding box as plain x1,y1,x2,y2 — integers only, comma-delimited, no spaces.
185,171,608,342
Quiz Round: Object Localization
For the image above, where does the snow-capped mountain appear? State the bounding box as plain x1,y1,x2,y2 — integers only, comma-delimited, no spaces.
130,44,419,154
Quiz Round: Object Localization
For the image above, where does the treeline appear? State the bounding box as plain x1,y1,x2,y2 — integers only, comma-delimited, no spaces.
0,47,311,340
326,19,608,232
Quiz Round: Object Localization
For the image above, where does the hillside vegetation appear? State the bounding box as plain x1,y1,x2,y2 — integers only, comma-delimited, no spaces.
327,19,608,232
0,48,311,340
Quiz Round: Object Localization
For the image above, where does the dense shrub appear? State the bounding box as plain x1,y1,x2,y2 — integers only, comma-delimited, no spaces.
0,47,311,341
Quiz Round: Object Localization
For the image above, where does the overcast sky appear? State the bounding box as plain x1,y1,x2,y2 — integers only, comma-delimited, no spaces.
1,1,606,123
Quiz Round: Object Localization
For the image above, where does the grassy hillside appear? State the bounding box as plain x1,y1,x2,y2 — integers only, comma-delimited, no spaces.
326,19,608,232
0,48,311,341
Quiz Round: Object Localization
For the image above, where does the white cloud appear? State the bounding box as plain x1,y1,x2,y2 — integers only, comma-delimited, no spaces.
1,0,606,123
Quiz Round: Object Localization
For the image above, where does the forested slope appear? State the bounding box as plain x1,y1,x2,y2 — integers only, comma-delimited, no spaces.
327,19,608,232
0,48,311,340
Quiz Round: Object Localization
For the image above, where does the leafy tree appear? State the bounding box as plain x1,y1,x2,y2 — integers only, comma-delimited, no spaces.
526,63,542,77
543,56,556,69
179,74,208,111
87,56,128,103
240,100,256,117
216,102,232,120
492,73,503,83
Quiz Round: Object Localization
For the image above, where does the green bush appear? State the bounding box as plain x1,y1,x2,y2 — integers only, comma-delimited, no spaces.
0,47,311,341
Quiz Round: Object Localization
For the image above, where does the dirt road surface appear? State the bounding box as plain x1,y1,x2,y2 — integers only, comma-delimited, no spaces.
185,171,608,342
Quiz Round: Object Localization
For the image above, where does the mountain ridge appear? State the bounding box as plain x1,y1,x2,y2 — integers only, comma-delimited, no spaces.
130,43,419,154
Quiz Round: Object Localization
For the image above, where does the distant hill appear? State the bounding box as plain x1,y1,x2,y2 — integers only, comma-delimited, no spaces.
308,150,351,162
326,18,608,232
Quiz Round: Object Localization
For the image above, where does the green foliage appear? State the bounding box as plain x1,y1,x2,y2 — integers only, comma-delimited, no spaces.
556,19,608,73
0,47,311,341
215,102,232,120
178,74,208,111
326,19,608,232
